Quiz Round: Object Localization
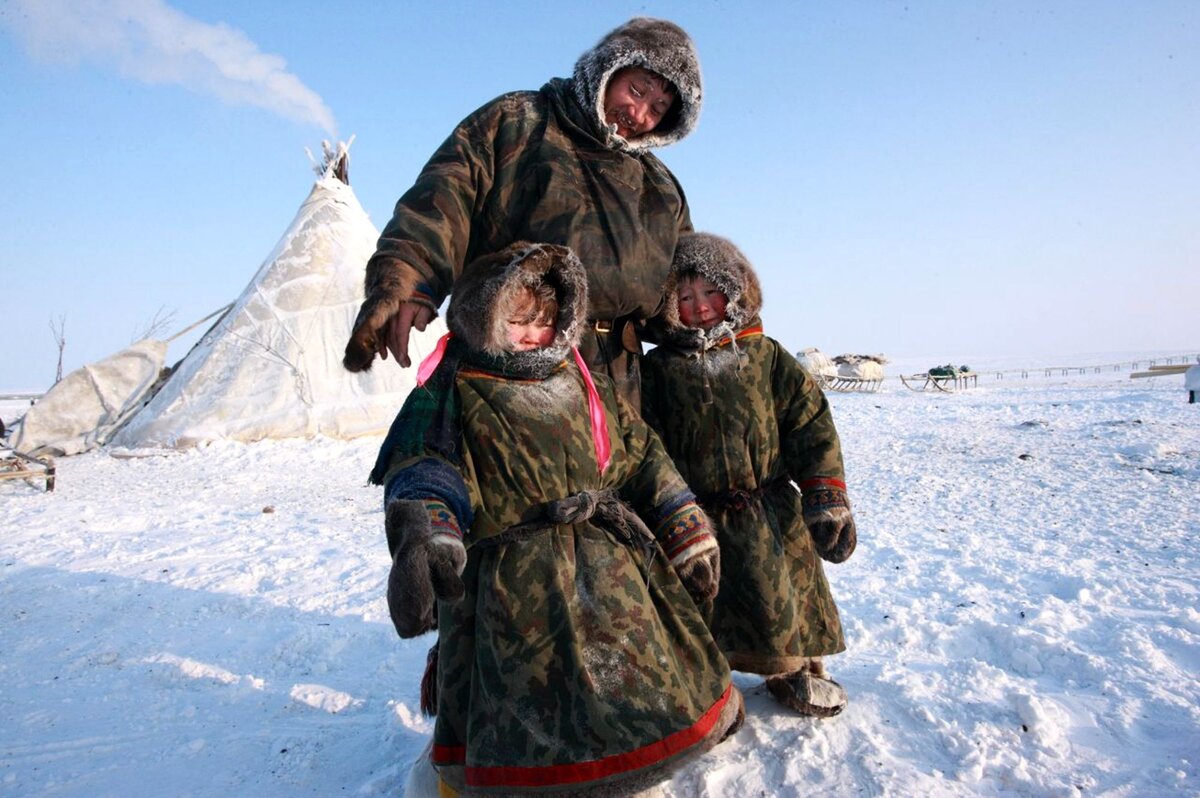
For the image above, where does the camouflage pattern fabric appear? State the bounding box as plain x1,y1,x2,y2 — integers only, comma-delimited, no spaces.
364,79,692,404
370,80,691,323
642,324,847,674
398,363,733,794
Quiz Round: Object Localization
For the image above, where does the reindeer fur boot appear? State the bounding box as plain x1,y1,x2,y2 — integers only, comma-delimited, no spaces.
765,658,847,718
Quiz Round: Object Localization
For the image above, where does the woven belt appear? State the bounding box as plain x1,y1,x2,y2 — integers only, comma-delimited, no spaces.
473,489,656,552
699,478,790,512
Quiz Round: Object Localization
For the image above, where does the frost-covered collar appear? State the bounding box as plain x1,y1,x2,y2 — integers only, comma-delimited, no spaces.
657,318,766,355
447,242,589,358
660,232,763,335
571,17,702,153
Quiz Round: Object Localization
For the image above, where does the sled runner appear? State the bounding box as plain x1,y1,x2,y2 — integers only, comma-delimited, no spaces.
824,374,884,392
0,447,55,492
900,367,978,393
820,353,887,392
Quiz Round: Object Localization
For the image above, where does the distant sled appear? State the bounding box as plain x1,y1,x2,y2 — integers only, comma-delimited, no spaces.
900,364,979,393
796,349,886,392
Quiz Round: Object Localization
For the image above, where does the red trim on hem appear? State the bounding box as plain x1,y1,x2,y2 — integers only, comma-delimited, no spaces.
461,684,733,788
798,476,846,492
432,744,466,765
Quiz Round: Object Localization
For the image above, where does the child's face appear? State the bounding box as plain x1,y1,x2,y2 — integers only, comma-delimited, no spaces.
505,290,556,351
677,277,728,330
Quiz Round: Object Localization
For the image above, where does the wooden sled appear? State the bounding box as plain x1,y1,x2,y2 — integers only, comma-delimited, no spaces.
900,371,979,393
824,375,883,392
0,448,56,492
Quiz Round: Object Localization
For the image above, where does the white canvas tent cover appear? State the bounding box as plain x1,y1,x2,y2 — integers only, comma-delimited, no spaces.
9,339,167,457
111,145,444,449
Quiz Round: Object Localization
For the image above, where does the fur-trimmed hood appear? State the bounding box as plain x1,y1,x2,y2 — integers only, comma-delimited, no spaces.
660,232,763,337
572,17,702,153
446,242,589,358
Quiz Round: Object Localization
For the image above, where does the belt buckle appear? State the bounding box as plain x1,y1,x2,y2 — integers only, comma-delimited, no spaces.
594,319,613,334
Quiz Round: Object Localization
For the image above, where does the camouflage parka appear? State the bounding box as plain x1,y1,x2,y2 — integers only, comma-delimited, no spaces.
641,234,848,674
376,244,739,795
360,17,703,403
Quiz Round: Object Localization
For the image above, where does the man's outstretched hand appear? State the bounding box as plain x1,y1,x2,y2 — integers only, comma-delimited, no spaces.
345,299,434,371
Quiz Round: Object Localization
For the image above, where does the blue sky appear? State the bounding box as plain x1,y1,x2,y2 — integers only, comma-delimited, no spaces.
2,0,1196,391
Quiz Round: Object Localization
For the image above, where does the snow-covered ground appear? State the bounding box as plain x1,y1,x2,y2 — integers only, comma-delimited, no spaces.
2,352,1198,797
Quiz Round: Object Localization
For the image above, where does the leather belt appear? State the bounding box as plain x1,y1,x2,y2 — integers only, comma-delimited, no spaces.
590,316,641,354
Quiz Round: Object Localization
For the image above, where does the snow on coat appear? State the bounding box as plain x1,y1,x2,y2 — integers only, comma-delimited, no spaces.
643,232,848,674
377,243,740,795
361,17,701,328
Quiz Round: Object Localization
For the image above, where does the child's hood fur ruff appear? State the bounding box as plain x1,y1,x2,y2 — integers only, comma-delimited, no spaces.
446,241,589,363
658,232,763,351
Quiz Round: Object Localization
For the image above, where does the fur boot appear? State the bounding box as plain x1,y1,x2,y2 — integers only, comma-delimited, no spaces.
765,658,848,718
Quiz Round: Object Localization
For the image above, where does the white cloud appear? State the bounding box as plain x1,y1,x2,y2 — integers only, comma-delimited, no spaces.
4,0,336,135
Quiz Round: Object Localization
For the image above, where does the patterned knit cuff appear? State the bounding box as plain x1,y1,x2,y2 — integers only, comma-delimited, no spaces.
656,501,717,565
425,499,463,543
799,478,850,517
383,458,474,530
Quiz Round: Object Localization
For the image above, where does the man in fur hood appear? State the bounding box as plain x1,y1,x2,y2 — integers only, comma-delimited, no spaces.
343,17,703,406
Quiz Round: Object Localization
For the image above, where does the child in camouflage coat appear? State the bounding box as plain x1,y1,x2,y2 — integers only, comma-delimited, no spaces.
375,241,743,796
641,232,858,718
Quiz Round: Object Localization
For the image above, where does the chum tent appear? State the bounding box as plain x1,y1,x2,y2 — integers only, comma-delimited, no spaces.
107,142,444,450
9,339,168,457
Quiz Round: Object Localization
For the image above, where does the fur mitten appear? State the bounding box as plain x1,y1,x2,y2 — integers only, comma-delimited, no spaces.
675,544,721,603
385,499,466,638
802,487,857,563
344,263,430,372
661,506,721,603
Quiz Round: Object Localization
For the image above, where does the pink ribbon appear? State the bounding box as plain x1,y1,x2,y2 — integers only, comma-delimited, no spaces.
572,346,612,474
418,334,610,475
416,332,452,387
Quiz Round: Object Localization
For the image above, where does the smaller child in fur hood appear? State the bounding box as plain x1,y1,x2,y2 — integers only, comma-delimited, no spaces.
641,232,857,718
374,241,743,796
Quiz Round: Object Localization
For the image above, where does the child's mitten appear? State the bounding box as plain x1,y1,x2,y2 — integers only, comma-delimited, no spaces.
802,486,857,563
662,511,721,603
385,499,466,638
675,544,721,604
